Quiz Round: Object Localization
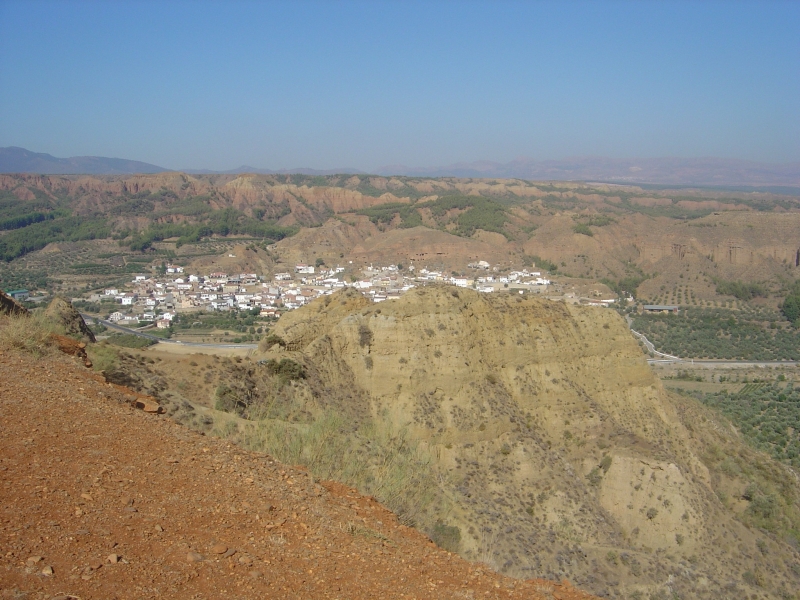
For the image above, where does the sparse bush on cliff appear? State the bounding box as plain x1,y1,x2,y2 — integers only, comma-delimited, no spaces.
430,521,461,553
358,324,373,347
572,223,593,237
259,333,286,351
262,357,305,381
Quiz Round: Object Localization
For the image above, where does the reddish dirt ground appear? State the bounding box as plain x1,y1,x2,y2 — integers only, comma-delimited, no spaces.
0,349,596,600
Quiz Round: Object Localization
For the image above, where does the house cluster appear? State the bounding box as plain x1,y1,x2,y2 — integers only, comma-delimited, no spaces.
414,268,550,293
88,260,556,322
93,265,353,321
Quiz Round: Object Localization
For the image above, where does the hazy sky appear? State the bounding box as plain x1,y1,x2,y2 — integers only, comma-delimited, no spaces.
1,0,798,170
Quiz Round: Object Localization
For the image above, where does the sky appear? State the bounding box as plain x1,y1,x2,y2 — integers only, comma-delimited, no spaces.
0,0,798,171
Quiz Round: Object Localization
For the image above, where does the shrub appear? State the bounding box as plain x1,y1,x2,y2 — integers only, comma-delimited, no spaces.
747,493,778,522
782,292,800,324
430,522,461,553
214,383,245,415
742,482,759,501
646,507,659,520
715,280,767,301
572,223,593,237
743,570,764,587
261,358,305,381
358,324,373,347
600,455,612,472
586,467,602,486
259,333,286,350
756,539,768,555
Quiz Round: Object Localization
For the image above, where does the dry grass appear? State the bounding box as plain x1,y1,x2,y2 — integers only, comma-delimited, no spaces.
0,312,64,357
210,410,444,530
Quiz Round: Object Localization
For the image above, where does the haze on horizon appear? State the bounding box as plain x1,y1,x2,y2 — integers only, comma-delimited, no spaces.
0,0,798,172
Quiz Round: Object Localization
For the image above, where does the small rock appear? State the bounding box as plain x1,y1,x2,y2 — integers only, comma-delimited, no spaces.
121,497,133,507
211,544,227,554
107,553,119,564
223,548,237,558
41,565,54,576
123,506,138,513
186,552,205,563
155,524,164,532
238,554,253,565
249,570,263,579
81,493,93,502
27,555,44,565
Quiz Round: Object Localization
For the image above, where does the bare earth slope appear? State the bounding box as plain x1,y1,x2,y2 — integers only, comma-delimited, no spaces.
0,349,594,600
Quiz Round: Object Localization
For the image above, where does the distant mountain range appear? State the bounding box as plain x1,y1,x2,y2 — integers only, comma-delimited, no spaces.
1,146,798,187
0,147,168,175
184,166,366,176
377,156,800,187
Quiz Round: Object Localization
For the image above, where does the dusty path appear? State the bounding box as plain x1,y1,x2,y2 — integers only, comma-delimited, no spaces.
0,349,595,600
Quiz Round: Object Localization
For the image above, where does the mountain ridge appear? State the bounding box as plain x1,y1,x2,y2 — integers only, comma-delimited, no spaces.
0,146,169,175
2,146,799,186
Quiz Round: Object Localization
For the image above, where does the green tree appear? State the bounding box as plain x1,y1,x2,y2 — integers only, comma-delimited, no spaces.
782,293,800,325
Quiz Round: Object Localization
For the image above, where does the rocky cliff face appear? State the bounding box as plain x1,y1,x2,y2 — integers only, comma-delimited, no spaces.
0,290,28,316
43,296,96,343
269,286,800,598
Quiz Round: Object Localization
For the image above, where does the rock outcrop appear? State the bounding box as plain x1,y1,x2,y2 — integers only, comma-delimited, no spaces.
44,296,96,343
0,290,28,316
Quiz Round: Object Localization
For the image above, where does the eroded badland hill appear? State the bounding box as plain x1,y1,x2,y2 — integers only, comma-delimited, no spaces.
60,287,800,599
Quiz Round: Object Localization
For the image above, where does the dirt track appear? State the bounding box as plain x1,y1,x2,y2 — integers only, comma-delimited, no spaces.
0,349,595,600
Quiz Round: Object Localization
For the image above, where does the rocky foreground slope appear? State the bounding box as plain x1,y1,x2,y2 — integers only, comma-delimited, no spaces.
0,348,593,600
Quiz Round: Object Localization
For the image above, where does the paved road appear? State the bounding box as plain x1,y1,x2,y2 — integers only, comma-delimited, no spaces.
81,314,259,350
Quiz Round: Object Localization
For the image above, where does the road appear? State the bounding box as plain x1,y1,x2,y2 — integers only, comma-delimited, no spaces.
625,316,798,369
81,314,259,350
